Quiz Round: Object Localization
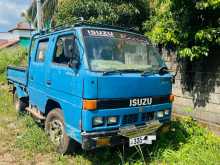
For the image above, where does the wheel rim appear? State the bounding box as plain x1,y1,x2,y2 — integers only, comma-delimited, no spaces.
48,119,64,147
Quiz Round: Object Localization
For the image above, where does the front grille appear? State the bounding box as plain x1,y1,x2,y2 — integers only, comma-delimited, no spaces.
122,113,138,124
141,112,155,122
96,95,169,110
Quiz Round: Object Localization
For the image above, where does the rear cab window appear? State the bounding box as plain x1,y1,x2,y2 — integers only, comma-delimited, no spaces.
35,39,49,63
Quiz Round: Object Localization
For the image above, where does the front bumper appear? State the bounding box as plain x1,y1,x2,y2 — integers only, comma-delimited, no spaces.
81,120,163,150
82,103,172,132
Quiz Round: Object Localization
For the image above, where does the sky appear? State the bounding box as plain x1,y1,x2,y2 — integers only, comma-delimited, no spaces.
0,0,32,32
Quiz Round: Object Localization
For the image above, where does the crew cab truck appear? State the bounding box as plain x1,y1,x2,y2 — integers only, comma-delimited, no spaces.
7,23,174,154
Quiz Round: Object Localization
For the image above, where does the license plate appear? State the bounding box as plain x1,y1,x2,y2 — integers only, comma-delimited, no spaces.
129,135,156,147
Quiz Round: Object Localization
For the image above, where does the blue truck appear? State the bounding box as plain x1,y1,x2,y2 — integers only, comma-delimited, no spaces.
7,23,174,154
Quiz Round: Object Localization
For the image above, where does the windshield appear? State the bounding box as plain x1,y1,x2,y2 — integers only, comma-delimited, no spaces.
83,29,165,72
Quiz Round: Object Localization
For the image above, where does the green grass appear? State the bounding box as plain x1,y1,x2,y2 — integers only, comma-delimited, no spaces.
16,116,54,153
147,118,220,165
0,47,27,83
0,87,219,165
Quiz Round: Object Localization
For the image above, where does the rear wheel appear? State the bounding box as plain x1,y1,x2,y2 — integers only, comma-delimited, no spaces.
45,108,78,154
13,93,27,114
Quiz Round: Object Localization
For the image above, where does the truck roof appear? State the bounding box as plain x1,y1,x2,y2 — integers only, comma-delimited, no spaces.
34,23,145,39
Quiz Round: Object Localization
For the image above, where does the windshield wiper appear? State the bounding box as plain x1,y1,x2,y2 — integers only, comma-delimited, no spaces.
141,70,157,76
103,70,123,75
118,69,142,73
103,69,142,75
141,66,169,76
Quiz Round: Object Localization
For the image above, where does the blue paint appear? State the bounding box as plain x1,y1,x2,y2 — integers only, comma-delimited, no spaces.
7,25,173,147
15,84,28,98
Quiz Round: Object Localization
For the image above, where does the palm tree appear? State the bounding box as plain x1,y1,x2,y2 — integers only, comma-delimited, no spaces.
26,0,58,29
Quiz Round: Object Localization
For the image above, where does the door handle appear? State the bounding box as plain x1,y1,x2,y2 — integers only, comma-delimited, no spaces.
46,80,52,85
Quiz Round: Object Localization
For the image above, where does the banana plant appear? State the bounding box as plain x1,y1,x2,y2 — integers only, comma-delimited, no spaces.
25,0,58,29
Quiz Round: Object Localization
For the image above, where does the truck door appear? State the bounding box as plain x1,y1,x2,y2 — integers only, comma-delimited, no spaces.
28,38,50,111
46,33,82,139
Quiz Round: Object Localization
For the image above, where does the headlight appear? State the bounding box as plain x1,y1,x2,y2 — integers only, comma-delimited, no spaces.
107,116,118,125
157,111,164,118
93,117,104,127
164,110,169,115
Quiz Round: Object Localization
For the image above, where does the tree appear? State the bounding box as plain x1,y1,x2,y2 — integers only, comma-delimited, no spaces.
144,0,220,60
55,0,149,31
26,0,149,31
27,0,58,28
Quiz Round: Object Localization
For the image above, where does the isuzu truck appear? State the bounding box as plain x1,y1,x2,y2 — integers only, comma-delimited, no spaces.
7,23,174,153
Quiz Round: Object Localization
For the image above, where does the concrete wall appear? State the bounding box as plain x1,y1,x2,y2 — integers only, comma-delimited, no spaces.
161,48,220,126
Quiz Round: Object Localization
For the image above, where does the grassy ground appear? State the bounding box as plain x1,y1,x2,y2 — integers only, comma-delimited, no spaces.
0,87,220,165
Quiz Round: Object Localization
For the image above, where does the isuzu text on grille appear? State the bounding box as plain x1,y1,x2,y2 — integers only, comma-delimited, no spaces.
129,98,153,107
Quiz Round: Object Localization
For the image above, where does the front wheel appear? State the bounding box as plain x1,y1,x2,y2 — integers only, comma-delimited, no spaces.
45,108,77,154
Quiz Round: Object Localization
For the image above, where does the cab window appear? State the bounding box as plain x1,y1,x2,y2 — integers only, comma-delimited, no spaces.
53,35,76,65
35,39,49,62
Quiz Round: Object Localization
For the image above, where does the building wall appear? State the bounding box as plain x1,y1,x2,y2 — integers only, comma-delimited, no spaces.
162,48,220,126
19,37,30,48
11,30,32,38
0,30,32,48
0,32,19,40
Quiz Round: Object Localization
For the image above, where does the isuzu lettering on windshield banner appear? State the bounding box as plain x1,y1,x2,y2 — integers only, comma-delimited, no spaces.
83,29,149,43
87,30,114,37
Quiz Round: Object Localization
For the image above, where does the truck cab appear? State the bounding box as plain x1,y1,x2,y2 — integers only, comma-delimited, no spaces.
7,23,174,153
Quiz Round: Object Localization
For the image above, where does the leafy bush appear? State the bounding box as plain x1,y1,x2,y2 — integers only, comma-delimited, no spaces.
144,0,220,60
0,47,27,83
55,0,149,30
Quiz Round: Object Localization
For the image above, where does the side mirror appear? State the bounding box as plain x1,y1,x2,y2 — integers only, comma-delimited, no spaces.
68,58,80,68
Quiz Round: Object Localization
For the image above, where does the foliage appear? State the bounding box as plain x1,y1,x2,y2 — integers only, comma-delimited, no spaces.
27,0,58,28
55,0,149,30
144,0,220,60
16,115,54,153
0,88,14,114
130,117,220,165
0,87,54,154
150,117,220,165
0,47,27,83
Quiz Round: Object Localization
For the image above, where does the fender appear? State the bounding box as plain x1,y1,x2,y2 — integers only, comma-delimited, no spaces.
15,84,28,99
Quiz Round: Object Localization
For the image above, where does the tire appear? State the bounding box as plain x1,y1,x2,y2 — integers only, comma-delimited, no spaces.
45,108,77,154
13,93,27,114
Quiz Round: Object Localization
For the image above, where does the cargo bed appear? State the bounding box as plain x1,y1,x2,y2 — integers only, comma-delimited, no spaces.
7,66,27,87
